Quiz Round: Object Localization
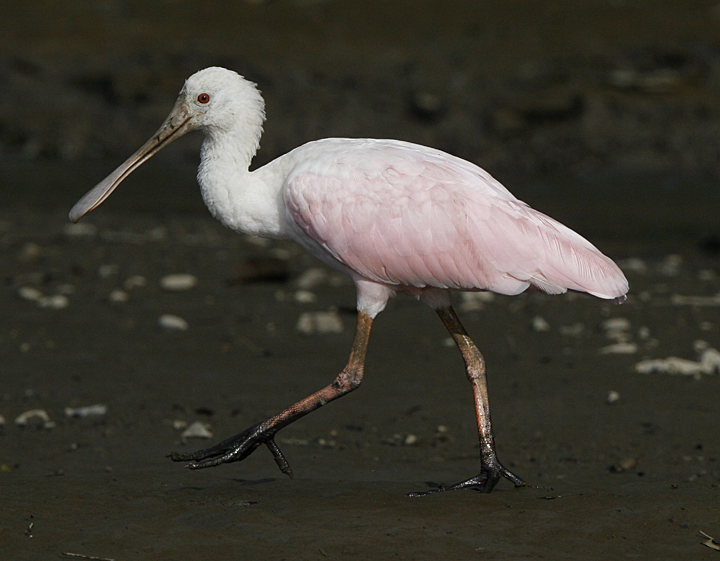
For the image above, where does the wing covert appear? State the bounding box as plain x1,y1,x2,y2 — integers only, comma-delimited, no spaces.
283,139,627,299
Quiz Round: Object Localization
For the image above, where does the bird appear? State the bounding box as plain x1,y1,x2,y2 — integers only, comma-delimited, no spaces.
69,67,628,496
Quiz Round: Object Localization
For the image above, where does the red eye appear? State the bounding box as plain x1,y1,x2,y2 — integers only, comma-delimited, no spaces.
197,93,210,104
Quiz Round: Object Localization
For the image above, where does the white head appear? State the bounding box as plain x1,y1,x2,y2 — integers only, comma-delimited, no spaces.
69,67,265,222
179,67,265,137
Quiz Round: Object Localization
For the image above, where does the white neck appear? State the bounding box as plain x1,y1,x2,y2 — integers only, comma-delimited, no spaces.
196,126,286,240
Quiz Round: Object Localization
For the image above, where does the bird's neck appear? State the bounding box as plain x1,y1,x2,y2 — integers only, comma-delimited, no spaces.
197,127,285,239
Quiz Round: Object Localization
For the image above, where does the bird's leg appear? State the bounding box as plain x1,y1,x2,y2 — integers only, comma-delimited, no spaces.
408,305,525,497
169,311,374,476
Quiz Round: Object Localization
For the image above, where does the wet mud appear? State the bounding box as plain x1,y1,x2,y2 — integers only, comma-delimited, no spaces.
2,1,720,560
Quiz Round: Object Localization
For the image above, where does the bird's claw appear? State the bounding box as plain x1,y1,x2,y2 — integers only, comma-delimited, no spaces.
265,437,293,478
407,459,525,497
168,423,293,478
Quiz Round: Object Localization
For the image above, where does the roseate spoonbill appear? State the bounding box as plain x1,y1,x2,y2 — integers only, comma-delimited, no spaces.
70,67,628,496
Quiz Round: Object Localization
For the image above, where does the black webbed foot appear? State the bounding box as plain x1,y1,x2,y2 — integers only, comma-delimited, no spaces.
168,422,293,478
407,459,524,497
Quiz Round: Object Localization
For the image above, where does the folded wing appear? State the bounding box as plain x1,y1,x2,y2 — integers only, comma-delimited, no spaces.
285,139,628,299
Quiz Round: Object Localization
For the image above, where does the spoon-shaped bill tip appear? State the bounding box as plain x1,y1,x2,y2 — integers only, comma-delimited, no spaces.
69,175,119,222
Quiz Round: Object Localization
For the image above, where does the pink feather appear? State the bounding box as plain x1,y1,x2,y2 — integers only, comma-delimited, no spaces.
285,139,627,300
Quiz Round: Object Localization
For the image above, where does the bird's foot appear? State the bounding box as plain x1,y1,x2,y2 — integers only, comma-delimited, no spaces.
407,459,524,497
168,422,293,478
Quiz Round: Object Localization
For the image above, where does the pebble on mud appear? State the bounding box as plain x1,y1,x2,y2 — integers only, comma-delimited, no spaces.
602,318,631,342
63,222,97,238
160,273,197,291
37,294,70,309
294,290,317,304
670,293,720,307
404,434,418,445
17,286,43,302
599,317,635,353
532,316,550,332
600,342,638,354
635,347,720,377
108,289,129,304
602,318,631,334
296,310,343,334
296,268,328,290
458,291,495,312
618,257,647,275
15,409,54,429
181,421,213,439
64,404,108,418
159,314,189,331
607,390,620,404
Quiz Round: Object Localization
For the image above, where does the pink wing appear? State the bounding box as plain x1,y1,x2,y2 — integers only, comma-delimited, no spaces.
284,139,628,299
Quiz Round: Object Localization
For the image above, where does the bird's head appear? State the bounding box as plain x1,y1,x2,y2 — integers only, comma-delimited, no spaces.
179,67,265,135
69,67,265,223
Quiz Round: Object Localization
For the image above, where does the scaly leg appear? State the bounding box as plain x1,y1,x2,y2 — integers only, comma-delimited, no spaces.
169,312,374,477
408,305,525,496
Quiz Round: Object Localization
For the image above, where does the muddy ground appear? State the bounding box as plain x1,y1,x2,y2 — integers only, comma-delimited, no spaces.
2,1,720,560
